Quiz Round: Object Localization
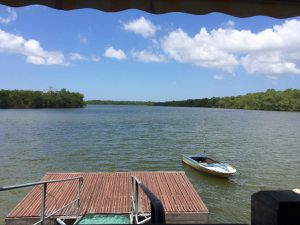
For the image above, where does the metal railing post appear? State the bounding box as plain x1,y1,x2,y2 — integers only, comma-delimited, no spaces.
135,179,139,217
131,176,135,209
130,176,165,224
77,177,83,218
40,183,47,225
130,176,134,224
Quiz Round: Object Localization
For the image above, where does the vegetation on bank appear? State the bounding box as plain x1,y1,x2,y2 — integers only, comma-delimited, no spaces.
0,89,85,108
87,89,300,112
86,100,154,106
1,88,299,111
154,89,300,111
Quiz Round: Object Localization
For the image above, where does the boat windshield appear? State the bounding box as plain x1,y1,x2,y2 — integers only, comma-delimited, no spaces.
192,157,218,164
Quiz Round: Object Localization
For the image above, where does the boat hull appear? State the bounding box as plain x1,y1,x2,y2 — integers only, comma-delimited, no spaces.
182,155,233,178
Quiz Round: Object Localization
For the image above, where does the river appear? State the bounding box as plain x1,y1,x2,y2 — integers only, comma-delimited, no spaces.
0,105,299,224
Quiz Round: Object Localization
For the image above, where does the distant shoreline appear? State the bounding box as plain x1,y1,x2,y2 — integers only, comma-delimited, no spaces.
86,89,300,112
86,100,154,106
1,88,299,111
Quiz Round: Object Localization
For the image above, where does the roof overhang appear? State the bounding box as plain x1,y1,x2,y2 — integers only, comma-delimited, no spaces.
0,0,300,18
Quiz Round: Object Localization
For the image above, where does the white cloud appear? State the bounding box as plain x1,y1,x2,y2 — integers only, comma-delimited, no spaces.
104,46,127,60
151,39,159,47
0,29,66,65
161,19,300,78
91,55,100,62
213,74,224,80
122,17,159,38
70,53,101,62
161,28,238,72
0,7,17,24
131,50,166,63
77,34,87,44
241,52,300,79
225,20,235,28
70,52,87,61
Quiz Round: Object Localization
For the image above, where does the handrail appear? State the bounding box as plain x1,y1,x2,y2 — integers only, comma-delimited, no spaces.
0,176,84,225
131,176,165,224
0,176,83,191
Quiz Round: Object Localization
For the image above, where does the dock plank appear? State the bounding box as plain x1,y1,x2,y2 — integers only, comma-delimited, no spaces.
6,172,208,223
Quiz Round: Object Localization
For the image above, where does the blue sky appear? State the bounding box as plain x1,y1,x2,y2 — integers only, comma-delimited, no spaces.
0,5,300,101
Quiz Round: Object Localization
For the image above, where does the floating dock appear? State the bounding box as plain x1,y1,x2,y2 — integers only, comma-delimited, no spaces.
6,172,208,224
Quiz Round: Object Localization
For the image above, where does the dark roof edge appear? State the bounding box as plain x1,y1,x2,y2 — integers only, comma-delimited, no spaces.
1,0,300,18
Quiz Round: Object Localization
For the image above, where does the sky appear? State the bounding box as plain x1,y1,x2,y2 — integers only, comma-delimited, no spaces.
0,5,300,101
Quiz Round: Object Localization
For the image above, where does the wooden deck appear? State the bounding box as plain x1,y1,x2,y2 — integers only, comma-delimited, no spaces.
6,172,208,224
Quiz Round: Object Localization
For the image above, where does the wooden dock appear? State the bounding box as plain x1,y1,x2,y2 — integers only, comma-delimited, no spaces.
6,172,208,224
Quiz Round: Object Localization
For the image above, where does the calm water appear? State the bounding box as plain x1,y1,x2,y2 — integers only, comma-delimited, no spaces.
0,105,299,224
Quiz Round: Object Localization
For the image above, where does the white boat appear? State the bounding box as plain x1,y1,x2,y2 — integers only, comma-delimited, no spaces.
182,153,236,178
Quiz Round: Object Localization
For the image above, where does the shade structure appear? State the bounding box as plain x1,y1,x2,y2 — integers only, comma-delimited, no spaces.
0,0,300,18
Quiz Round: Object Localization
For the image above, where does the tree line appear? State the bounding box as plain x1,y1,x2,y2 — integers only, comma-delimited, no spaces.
0,89,85,108
86,89,300,112
85,100,154,106
5,88,297,111
154,89,300,111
